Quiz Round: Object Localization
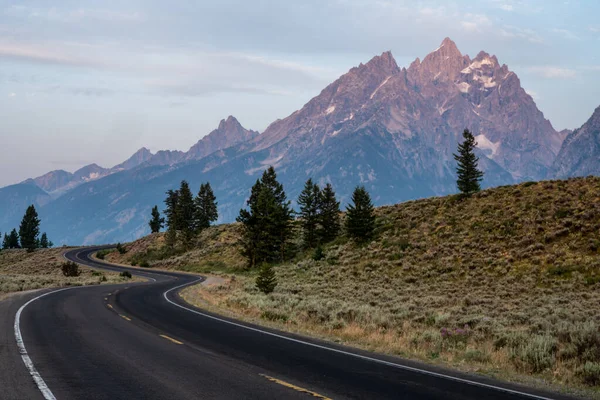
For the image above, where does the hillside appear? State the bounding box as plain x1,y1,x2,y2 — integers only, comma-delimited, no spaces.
107,177,600,393
0,248,135,299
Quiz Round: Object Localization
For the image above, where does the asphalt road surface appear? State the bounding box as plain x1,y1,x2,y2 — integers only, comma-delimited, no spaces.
0,247,579,400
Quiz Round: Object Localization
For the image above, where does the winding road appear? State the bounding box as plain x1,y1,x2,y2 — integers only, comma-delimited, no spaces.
0,247,576,399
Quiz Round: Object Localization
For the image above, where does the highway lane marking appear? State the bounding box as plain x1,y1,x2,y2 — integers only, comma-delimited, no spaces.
107,304,113,309
163,280,555,400
15,287,82,400
160,334,184,345
120,315,132,321
260,374,332,399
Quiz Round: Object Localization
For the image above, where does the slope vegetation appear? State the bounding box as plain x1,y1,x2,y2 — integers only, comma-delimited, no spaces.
108,177,600,393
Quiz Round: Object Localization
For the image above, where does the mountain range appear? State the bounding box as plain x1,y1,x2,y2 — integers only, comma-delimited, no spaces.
0,38,598,245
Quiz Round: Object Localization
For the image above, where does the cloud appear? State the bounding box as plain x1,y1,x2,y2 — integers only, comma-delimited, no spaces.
8,92,16,97
500,4,514,11
500,25,544,43
552,28,580,40
461,14,492,32
527,66,577,79
146,80,292,97
5,5,144,23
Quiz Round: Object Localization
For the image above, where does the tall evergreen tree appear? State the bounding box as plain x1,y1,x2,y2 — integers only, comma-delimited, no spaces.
318,183,341,244
176,180,196,248
164,189,179,247
345,186,376,242
0,232,4,250
8,229,20,249
40,233,49,249
237,166,293,268
297,178,321,248
454,129,484,196
19,205,41,251
149,205,165,233
194,182,218,232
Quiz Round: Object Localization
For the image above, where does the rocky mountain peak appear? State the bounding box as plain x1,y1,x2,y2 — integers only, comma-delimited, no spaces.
185,116,258,161
112,147,154,171
407,37,469,84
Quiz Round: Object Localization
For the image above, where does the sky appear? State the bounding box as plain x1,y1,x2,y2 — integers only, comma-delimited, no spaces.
0,0,599,187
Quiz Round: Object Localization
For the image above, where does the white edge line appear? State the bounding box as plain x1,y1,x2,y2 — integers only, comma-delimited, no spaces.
14,248,156,400
14,287,80,400
163,280,555,400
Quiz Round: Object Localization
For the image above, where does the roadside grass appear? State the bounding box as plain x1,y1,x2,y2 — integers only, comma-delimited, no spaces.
0,248,136,298
112,177,600,396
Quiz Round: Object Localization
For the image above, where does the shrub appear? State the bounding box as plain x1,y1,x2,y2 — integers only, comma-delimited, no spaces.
512,335,558,373
256,264,277,294
139,261,150,268
116,243,127,254
120,271,132,279
61,261,80,277
312,246,324,261
578,362,600,385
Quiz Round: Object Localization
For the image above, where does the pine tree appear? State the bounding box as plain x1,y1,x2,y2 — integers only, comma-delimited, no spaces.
1,233,6,249
164,189,179,247
255,263,277,294
19,205,41,251
194,182,218,232
176,180,197,248
40,233,49,249
297,178,321,248
237,166,293,268
8,229,20,249
345,186,376,242
454,129,484,196
149,205,165,233
318,183,341,244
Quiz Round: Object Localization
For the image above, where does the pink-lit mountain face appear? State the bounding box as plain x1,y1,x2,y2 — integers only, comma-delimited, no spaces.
552,105,600,178
243,37,562,184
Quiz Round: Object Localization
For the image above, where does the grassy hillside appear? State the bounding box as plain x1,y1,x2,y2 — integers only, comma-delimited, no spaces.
0,248,135,298
107,177,600,394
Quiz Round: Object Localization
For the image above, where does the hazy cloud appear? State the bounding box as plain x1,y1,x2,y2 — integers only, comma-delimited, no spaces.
527,66,577,79
552,28,580,40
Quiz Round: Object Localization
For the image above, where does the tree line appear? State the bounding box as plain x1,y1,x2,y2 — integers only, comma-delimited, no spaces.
149,180,218,249
2,205,53,251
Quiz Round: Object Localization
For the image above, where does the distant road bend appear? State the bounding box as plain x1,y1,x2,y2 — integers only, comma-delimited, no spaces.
2,247,576,400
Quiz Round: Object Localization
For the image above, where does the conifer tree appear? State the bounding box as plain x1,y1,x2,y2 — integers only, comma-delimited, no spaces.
19,205,41,251
237,166,293,268
345,186,376,242
255,263,277,294
1,232,5,249
194,182,218,232
297,178,321,248
40,233,49,249
176,180,196,248
318,183,341,244
454,129,484,196
8,229,20,249
164,189,179,247
149,205,165,233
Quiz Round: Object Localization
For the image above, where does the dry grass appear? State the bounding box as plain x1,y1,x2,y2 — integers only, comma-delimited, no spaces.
0,248,137,298
113,177,600,396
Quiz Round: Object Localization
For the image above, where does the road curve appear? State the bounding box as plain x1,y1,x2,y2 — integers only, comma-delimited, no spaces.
0,246,577,400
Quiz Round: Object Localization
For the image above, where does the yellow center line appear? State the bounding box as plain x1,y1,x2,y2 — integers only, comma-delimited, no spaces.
120,315,131,321
259,374,332,400
104,297,108,301
160,334,184,345
107,304,113,309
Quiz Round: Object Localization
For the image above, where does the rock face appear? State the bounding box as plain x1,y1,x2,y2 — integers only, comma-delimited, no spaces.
1,38,588,245
112,148,153,171
185,116,258,161
25,170,73,193
551,106,600,178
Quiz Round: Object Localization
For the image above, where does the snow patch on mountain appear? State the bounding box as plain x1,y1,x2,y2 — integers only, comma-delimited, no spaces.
370,75,392,99
476,134,501,157
325,105,336,115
